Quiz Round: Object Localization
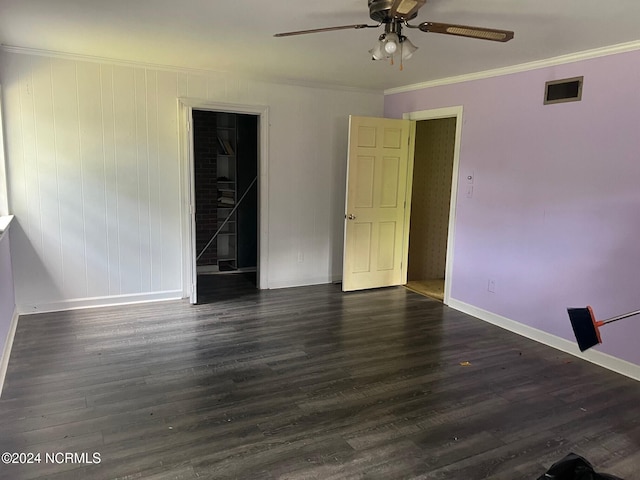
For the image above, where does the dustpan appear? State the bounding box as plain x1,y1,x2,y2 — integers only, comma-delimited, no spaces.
537,452,623,479
567,305,640,352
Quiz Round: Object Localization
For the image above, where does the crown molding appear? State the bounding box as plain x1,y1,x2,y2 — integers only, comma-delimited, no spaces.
384,40,640,95
7,40,640,98
0,45,383,95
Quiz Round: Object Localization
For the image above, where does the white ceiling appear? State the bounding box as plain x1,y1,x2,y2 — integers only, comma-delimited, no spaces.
1,0,640,91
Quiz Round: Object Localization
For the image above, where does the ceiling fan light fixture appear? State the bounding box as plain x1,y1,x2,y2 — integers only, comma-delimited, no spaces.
384,32,399,54
400,36,418,60
369,40,387,60
275,1,514,69
370,34,390,60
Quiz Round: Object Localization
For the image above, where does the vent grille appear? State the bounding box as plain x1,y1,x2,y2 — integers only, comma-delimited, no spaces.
545,77,583,105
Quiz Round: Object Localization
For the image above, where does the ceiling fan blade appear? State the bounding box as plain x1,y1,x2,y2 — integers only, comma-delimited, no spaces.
389,0,427,20
274,24,378,37
419,22,514,42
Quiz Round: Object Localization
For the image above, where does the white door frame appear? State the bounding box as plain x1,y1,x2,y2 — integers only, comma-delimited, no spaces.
179,98,270,302
403,106,463,305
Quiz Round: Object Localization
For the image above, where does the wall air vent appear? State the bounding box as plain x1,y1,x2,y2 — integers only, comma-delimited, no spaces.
544,76,583,105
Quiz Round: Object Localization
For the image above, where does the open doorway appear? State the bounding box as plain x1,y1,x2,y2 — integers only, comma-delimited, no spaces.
192,110,259,302
406,116,457,302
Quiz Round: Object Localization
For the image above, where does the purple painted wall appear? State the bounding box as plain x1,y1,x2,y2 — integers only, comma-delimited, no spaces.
385,50,640,367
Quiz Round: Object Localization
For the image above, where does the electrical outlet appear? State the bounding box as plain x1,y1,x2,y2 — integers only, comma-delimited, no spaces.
488,279,496,293
297,251,304,263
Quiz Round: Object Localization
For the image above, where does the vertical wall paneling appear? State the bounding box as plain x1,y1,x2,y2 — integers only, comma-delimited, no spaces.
156,70,182,292
2,55,25,222
0,86,9,216
134,68,152,293
31,55,64,288
1,49,383,310
187,75,207,100
146,71,163,293
77,62,109,298
3,55,36,306
112,65,140,294
100,64,121,295
20,56,41,259
52,59,87,298
206,73,227,102
264,88,298,285
0,221,17,395
0,84,16,391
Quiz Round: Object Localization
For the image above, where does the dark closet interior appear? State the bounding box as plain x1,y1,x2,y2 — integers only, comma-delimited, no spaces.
192,110,258,296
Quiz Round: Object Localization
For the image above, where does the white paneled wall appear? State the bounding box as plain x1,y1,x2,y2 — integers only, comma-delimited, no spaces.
0,86,7,216
0,50,383,311
0,219,17,394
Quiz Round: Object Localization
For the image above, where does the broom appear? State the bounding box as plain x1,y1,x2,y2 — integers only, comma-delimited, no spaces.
567,306,640,352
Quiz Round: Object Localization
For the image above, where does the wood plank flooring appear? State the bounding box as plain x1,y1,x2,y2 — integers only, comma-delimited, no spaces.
1,281,639,479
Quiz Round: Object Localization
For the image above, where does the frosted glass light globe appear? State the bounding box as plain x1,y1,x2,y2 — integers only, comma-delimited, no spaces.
384,33,399,54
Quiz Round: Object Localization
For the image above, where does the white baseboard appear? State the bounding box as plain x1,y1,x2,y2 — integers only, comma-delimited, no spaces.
0,308,19,398
267,275,339,290
448,298,640,382
18,290,184,316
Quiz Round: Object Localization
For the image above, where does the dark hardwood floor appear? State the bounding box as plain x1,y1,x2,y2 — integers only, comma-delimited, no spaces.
1,281,639,479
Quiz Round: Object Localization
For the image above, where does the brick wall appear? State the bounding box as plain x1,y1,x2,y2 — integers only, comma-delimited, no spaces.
193,110,218,266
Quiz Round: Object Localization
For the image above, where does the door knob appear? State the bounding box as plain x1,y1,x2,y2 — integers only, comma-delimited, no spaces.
348,214,356,220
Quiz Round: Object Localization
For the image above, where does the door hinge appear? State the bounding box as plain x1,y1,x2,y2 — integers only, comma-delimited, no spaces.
190,204,194,215
187,120,191,132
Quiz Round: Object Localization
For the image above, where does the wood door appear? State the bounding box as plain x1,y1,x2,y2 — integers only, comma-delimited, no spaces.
342,116,412,292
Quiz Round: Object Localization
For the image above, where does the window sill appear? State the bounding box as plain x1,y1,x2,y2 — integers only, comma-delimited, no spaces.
0,215,14,243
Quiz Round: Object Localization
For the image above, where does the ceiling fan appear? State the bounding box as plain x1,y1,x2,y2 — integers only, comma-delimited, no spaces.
275,0,514,68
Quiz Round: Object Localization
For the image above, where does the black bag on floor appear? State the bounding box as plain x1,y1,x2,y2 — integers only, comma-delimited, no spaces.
537,453,623,480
